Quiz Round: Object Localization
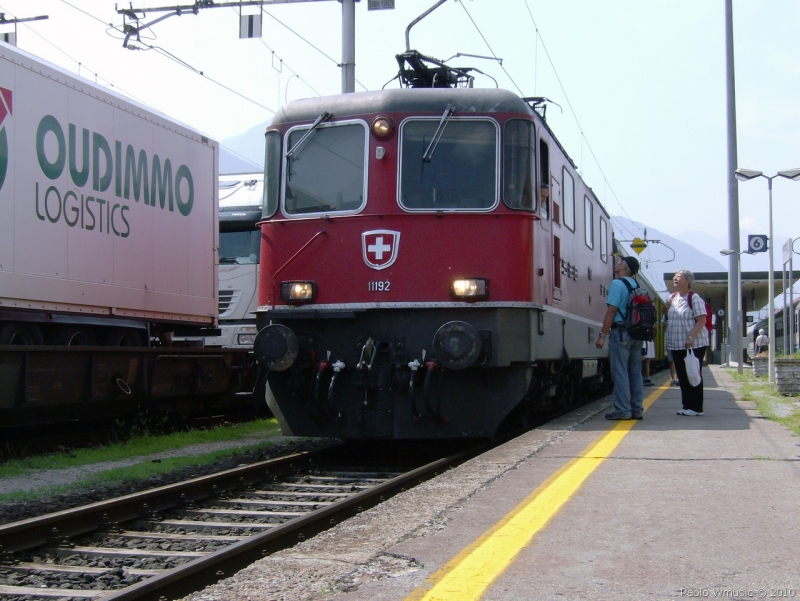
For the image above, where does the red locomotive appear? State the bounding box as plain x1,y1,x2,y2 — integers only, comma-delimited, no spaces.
254,51,613,439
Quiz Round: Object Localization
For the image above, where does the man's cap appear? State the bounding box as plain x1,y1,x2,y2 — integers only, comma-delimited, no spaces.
621,256,640,275
759,329,765,334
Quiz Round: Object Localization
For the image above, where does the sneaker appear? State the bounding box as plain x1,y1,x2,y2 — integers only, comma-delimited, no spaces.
643,378,654,386
631,413,643,420
671,379,679,386
605,411,632,420
677,409,703,416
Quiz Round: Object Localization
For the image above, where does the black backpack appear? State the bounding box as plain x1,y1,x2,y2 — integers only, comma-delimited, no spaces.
618,278,656,342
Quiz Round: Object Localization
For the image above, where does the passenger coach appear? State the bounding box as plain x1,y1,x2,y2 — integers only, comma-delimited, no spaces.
254,85,614,439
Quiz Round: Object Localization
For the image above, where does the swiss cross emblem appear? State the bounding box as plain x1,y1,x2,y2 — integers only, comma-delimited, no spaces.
362,230,400,270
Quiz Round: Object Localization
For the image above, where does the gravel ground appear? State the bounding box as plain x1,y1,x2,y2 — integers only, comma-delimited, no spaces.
0,400,609,600
176,400,610,601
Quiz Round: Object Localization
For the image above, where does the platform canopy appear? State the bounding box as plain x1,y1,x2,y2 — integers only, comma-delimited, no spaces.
661,271,799,319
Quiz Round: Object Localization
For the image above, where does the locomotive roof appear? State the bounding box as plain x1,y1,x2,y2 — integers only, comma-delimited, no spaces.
270,88,535,125
270,87,609,220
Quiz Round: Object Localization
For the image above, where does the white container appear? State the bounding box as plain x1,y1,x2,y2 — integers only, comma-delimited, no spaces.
0,44,219,329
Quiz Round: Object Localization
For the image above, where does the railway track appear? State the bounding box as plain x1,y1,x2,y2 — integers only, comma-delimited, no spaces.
0,441,482,601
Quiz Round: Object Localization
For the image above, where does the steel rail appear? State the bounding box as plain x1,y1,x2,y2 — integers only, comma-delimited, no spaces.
0,441,486,601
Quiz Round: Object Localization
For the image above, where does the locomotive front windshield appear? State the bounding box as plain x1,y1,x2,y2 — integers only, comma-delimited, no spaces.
400,119,497,210
283,122,367,215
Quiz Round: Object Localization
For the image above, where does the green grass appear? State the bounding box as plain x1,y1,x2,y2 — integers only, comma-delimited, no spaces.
0,418,284,503
731,370,800,436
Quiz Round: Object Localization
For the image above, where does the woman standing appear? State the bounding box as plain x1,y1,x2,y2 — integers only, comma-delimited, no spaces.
663,269,709,416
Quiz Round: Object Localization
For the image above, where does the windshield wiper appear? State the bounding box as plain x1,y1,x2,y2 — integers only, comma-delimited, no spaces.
286,112,332,158
422,104,454,162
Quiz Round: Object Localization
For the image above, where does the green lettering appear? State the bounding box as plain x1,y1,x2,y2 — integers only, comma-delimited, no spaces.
35,183,45,221
36,115,66,180
150,156,174,211
64,190,79,226
68,125,89,187
124,146,149,203
115,140,122,197
92,133,112,192
119,205,130,238
85,196,96,231
44,185,62,223
175,164,193,217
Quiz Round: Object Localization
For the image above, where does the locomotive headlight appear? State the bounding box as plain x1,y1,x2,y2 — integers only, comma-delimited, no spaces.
280,281,317,302
451,278,489,300
371,116,394,139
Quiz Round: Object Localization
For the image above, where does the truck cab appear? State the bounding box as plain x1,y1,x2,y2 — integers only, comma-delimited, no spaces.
195,173,262,348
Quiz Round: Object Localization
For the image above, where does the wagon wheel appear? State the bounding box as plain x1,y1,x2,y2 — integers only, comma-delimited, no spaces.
50,326,97,346
0,322,44,345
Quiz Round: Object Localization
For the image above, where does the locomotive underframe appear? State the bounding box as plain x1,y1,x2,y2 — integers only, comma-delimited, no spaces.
259,306,608,439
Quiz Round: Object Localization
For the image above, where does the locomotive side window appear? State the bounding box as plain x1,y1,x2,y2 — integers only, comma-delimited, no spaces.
399,119,497,211
283,121,367,216
562,168,575,231
599,218,608,262
263,130,281,218
584,195,594,249
539,139,550,221
502,119,535,211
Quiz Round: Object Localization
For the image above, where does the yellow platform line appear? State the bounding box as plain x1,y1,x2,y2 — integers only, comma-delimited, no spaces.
405,382,668,601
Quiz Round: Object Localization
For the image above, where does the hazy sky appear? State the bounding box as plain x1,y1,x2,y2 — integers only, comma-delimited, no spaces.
1,0,799,267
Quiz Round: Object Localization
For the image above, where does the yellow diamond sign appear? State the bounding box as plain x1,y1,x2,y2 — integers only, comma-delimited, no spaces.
630,237,647,255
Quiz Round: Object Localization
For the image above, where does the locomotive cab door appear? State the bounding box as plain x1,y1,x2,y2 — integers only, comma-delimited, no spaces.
533,138,553,306
550,176,562,303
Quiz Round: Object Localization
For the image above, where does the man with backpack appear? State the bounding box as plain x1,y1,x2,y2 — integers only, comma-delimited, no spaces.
595,255,645,420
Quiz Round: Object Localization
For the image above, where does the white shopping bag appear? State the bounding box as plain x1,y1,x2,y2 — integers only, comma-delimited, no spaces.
684,349,702,387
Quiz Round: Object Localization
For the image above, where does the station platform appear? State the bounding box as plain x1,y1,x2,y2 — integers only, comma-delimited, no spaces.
335,366,800,601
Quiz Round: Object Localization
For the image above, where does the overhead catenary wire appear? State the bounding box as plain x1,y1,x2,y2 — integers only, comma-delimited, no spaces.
25,0,644,242
0,2,149,105
258,6,369,93
456,0,523,96
55,1,338,117
0,2,267,165
453,0,640,243
58,1,365,112
520,0,640,239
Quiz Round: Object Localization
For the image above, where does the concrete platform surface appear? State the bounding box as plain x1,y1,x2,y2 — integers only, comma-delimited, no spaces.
336,366,800,601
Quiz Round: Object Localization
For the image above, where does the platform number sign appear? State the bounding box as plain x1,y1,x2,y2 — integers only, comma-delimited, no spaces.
748,235,767,253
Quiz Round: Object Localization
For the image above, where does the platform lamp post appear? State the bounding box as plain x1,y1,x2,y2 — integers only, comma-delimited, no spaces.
720,249,753,374
734,168,800,384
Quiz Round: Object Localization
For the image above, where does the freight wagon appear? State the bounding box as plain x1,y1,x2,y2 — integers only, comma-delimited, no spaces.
0,44,257,431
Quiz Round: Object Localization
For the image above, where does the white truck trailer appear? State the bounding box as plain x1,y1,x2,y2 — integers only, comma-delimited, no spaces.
0,43,259,432
0,42,219,345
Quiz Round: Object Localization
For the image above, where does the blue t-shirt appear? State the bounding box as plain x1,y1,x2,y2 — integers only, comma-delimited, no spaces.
607,277,637,324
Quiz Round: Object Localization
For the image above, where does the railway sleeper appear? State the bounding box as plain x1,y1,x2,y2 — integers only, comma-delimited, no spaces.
13,561,162,577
